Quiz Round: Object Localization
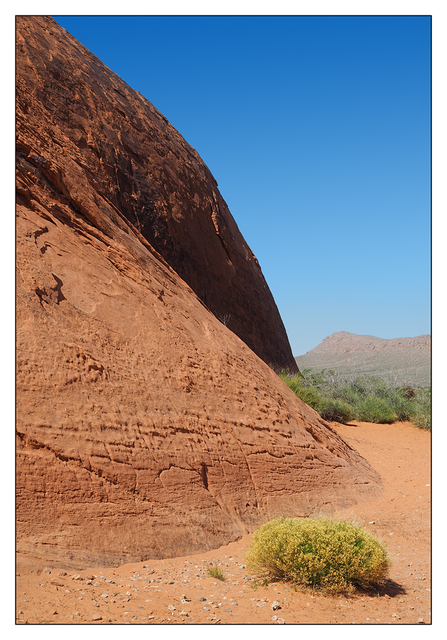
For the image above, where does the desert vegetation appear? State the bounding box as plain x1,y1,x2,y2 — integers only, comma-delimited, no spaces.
280,368,431,428
246,516,390,594
206,564,225,581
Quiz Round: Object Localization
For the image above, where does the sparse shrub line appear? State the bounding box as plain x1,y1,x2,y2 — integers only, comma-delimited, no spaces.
279,368,431,428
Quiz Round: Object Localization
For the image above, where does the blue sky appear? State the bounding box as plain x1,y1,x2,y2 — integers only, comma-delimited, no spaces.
53,15,431,356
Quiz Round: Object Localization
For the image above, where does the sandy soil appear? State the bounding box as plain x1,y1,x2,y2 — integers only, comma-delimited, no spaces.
15,421,431,626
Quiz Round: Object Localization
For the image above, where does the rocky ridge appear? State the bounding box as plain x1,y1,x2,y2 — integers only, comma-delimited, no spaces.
295,332,431,387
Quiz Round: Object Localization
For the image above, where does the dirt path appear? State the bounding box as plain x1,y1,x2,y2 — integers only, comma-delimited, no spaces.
15,421,431,625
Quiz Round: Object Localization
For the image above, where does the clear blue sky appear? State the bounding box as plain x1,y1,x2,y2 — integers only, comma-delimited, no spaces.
53,15,431,356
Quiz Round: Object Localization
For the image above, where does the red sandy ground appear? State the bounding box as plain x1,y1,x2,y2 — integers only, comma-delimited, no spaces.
15,421,431,626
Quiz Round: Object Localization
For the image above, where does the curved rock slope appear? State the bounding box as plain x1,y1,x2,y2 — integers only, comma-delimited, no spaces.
16,16,382,569
17,15,296,373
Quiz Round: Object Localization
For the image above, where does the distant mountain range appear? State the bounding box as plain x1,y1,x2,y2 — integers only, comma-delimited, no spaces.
295,332,431,387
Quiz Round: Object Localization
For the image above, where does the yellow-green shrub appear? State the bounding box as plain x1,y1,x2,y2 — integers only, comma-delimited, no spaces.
246,516,389,593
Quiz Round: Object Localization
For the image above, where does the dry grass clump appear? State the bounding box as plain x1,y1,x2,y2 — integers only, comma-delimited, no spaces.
206,564,225,581
246,516,390,594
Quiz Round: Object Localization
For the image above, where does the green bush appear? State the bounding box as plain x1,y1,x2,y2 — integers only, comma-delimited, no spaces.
246,516,390,594
294,386,321,410
386,392,414,421
318,398,354,424
411,387,431,429
280,372,321,410
355,396,396,424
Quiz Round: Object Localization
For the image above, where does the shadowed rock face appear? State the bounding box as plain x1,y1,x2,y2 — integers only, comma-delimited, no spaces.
16,15,296,374
16,16,382,570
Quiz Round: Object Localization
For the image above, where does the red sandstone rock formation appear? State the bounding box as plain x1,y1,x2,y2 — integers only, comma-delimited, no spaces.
16,15,296,374
16,16,382,570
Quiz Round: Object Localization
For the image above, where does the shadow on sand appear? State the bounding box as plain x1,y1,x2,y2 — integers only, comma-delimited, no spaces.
358,578,407,598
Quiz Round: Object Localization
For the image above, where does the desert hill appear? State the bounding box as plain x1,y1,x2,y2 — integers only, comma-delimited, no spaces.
295,332,431,387
16,16,382,570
